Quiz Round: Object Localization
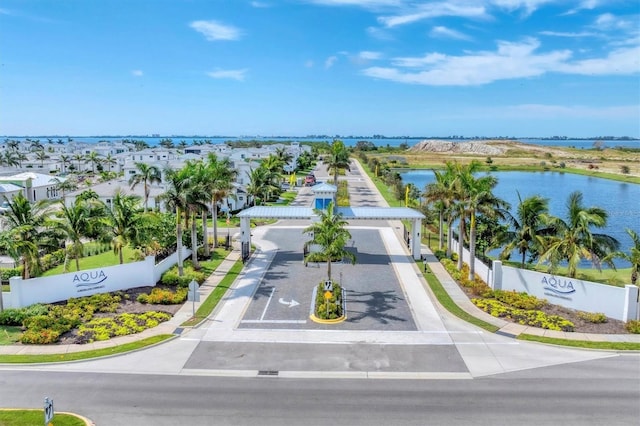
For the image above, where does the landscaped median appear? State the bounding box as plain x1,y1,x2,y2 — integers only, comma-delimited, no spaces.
0,409,93,425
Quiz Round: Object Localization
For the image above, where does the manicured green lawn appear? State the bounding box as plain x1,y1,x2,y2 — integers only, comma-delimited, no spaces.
518,333,640,350
0,334,174,363
0,410,87,426
41,246,137,276
0,326,22,345
181,259,243,327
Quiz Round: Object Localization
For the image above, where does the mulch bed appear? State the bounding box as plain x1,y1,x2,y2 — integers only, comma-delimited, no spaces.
457,284,629,334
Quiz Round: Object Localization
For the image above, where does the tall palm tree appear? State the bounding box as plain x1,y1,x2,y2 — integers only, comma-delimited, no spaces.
613,229,640,285
129,162,162,212
103,153,117,173
499,192,555,268
454,162,509,280
538,191,620,278
107,191,143,264
50,177,78,202
34,149,49,167
163,167,190,276
326,140,351,187
246,166,279,206
1,193,56,279
86,151,103,174
423,162,458,253
1,150,19,167
72,153,85,173
303,201,356,280
201,153,237,252
49,198,95,272
59,154,72,174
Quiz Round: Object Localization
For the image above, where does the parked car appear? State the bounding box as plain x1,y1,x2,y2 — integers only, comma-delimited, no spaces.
304,174,316,186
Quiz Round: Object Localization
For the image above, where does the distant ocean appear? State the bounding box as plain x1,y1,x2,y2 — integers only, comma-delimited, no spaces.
3,136,639,149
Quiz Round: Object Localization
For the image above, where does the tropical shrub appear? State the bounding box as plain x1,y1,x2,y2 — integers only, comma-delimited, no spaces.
160,266,206,287
492,290,547,310
0,267,22,283
137,287,188,304
624,320,640,334
76,311,171,343
20,328,61,344
472,298,574,331
314,282,343,320
576,311,608,324
0,304,48,326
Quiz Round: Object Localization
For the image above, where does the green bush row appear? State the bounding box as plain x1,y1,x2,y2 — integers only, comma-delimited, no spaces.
492,290,548,310
472,298,575,331
137,288,188,304
0,304,48,326
160,266,206,287
576,311,608,324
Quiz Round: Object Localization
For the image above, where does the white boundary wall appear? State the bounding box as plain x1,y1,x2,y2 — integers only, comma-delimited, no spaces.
492,261,639,322
3,247,191,309
450,238,493,285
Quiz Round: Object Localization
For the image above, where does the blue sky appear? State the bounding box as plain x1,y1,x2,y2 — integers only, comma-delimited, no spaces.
1,0,638,138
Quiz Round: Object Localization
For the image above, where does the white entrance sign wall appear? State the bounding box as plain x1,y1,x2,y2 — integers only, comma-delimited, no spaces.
493,261,639,322
7,247,192,309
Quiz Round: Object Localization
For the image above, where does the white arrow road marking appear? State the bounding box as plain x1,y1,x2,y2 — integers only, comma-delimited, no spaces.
279,298,300,308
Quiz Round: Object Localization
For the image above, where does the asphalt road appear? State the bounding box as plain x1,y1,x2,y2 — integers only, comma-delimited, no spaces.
1,355,638,426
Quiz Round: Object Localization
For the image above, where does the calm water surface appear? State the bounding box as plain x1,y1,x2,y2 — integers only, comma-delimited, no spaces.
401,170,640,268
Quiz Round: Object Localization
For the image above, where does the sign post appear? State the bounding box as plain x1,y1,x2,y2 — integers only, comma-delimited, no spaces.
187,279,200,318
44,397,54,425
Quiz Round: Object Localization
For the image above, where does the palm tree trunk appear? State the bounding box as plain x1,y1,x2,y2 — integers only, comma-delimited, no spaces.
438,210,444,250
469,213,476,281
213,202,219,248
176,208,184,276
327,259,332,280
457,218,465,270
119,249,124,265
191,212,200,270
75,254,80,272
446,217,453,258
202,208,209,258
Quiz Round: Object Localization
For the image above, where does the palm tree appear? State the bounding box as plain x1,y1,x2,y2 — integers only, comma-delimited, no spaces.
72,153,85,173
454,161,509,280
35,149,49,167
129,162,162,212
59,154,72,174
423,163,458,253
103,153,117,173
613,229,640,285
201,153,236,252
538,191,620,278
246,166,279,206
162,167,190,276
326,140,351,187
303,201,356,280
499,193,555,268
1,193,56,279
50,177,78,202
107,190,143,264
49,198,95,272
1,150,19,168
86,151,103,174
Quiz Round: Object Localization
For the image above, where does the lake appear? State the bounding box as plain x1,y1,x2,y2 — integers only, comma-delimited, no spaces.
400,170,640,268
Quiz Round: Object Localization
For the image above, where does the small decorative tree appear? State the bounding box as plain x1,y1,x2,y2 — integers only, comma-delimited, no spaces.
303,201,356,281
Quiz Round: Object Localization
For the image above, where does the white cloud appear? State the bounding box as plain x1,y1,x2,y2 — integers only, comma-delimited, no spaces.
206,69,248,81
325,56,338,68
359,51,382,60
556,45,640,75
430,26,471,41
378,3,487,28
539,30,597,38
362,37,639,86
189,20,242,41
564,0,600,15
131,70,144,77
490,0,554,16
250,1,270,7
305,0,401,8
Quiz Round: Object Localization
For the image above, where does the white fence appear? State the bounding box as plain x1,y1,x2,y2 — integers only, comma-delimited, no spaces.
1,247,191,310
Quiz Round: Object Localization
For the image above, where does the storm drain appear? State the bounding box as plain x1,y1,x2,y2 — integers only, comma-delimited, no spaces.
257,370,279,377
